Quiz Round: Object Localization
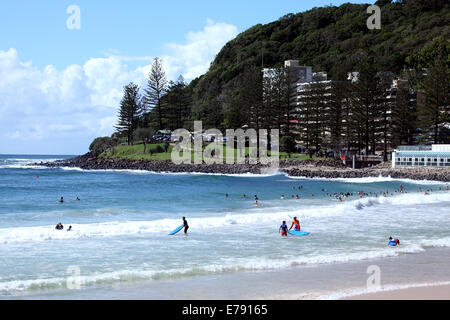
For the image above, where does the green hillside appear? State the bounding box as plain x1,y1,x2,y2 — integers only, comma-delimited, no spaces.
189,0,448,120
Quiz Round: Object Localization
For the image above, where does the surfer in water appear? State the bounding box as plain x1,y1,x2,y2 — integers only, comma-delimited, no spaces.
182,217,189,235
59,197,64,203
55,223,64,230
279,221,288,237
254,195,259,206
289,217,301,232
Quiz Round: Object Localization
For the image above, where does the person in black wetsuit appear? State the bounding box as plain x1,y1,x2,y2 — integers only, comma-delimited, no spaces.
55,223,64,230
182,217,189,235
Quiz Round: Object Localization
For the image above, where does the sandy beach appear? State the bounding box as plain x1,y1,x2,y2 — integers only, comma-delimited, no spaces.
344,284,450,300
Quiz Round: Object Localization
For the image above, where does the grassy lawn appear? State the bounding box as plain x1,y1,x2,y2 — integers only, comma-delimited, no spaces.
102,143,330,162
101,143,174,161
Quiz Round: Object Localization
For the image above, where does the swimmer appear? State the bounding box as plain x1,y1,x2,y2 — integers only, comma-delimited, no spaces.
279,221,288,237
389,237,400,246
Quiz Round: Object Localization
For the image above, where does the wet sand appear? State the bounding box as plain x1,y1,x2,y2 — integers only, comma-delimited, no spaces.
344,284,450,300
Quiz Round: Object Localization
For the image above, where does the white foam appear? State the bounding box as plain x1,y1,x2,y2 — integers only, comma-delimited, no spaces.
1,165,49,170
317,280,450,300
421,237,450,248
284,173,448,185
59,166,278,177
1,191,448,244
0,158,63,170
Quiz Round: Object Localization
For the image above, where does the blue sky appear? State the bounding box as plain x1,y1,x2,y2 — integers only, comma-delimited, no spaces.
0,0,369,155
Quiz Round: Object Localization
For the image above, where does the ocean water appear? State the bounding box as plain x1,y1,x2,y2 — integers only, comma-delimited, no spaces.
0,154,449,299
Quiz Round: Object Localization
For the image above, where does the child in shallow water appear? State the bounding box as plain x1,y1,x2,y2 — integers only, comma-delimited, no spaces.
279,221,288,237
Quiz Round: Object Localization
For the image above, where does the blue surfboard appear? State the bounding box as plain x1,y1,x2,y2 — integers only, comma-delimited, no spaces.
288,230,310,236
169,225,184,236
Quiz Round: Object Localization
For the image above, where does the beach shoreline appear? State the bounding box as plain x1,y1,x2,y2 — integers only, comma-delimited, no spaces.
36,153,450,182
342,283,450,300
7,247,450,300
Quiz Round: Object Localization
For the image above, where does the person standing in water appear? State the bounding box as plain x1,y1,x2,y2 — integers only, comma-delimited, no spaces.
59,197,64,203
279,221,288,237
289,217,301,232
389,237,400,246
182,217,189,235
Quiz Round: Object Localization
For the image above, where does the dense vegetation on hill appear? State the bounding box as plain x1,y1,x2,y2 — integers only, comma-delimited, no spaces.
106,0,448,160
188,0,448,126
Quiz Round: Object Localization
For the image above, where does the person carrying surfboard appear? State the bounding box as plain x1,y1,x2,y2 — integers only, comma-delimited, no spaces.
182,217,189,235
289,217,301,232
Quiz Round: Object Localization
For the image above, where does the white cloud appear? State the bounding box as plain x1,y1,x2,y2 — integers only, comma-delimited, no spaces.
0,19,238,154
164,19,238,80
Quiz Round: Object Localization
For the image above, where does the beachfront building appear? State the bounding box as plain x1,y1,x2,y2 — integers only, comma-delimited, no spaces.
392,145,450,168
263,60,312,85
293,75,334,150
262,60,331,144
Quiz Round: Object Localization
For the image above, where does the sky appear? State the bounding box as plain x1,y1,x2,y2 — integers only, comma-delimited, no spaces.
0,0,369,155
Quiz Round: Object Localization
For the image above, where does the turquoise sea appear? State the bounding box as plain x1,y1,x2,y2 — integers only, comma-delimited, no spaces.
0,155,449,299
